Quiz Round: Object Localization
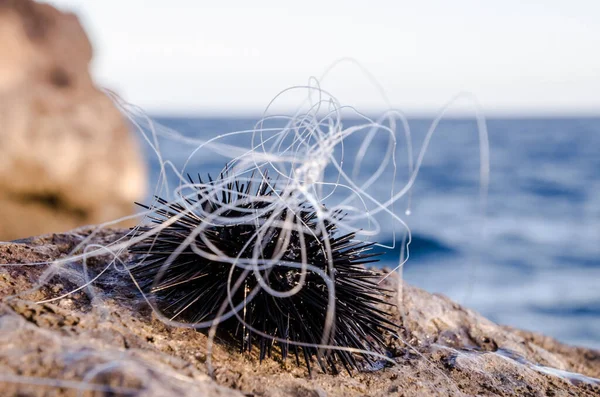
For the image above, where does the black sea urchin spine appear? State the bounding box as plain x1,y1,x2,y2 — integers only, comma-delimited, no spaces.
128,172,396,375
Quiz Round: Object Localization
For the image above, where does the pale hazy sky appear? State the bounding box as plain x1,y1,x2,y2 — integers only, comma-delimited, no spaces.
45,0,600,115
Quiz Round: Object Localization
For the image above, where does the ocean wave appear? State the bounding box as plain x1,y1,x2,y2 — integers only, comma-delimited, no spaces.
377,233,458,261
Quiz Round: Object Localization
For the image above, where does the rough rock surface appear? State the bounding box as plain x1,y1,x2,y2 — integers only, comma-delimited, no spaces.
0,227,599,396
0,0,146,241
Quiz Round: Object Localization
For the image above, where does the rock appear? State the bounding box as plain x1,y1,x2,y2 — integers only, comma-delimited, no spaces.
0,227,599,396
0,0,146,241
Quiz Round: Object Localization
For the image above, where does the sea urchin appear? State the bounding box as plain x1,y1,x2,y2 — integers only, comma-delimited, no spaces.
127,171,395,375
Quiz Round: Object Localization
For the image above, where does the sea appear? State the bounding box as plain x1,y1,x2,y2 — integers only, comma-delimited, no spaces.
141,116,600,350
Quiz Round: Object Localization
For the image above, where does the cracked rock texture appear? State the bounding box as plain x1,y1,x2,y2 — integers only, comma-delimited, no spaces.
0,0,146,240
0,227,599,396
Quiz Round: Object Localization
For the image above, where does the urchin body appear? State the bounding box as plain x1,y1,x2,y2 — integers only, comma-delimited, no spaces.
128,173,394,375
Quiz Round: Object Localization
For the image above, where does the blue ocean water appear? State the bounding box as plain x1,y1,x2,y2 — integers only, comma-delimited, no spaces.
143,116,600,350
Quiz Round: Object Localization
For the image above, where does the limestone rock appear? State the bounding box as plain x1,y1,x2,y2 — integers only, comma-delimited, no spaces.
0,227,598,396
0,0,146,241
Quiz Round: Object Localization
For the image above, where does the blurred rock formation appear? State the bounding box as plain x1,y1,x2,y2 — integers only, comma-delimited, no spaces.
0,0,146,241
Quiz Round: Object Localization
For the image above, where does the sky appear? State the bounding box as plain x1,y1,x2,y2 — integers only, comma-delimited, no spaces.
44,0,600,116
